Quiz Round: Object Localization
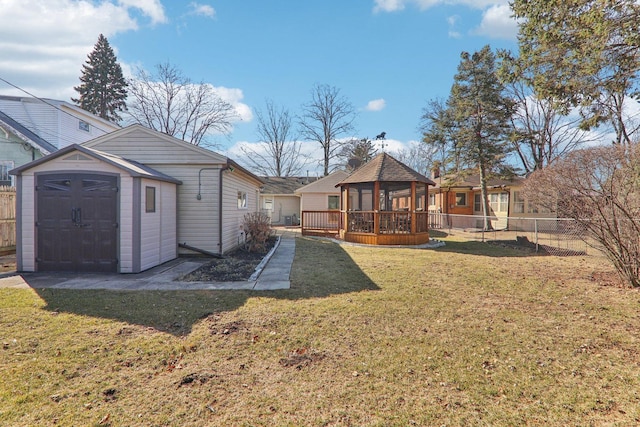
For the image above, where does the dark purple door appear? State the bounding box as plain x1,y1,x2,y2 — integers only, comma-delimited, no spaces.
36,173,118,272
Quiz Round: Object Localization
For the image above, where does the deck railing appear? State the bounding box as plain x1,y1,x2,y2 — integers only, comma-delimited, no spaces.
302,210,430,236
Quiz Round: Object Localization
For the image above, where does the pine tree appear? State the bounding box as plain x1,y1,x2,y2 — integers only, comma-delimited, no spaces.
73,34,127,122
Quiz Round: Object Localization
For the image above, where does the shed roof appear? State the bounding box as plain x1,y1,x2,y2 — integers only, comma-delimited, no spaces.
337,153,436,186
10,144,182,185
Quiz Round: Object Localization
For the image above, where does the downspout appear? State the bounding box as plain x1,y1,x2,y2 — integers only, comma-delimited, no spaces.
218,164,230,256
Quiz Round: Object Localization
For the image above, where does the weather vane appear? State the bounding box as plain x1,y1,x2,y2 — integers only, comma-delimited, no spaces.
375,131,386,152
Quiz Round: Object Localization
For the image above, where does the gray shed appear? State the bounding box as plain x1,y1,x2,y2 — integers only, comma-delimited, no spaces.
11,144,181,273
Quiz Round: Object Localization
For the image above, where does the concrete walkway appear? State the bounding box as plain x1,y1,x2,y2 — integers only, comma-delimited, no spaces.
0,233,296,291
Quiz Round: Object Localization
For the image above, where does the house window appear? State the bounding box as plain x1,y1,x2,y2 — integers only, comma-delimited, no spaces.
263,198,273,211
237,191,247,209
428,193,436,207
474,194,481,212
79,120,90,132
455,192,467,206
513,191,525,213
489,192,509,213
145,186,156,213
0,161,14,186
328,195,339,210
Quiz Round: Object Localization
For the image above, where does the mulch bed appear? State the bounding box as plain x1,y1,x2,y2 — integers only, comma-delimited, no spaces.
180,237,277,282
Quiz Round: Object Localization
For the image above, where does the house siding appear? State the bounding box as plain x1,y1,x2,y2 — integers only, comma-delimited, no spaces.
0,97,118,150
300,193,337,212
264,195,300,224
222,171,259,254
84,127,229,255
83,127,227,164
79,126,261,257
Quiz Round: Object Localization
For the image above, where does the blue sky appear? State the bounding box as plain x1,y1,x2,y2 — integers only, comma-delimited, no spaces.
0,0,518,172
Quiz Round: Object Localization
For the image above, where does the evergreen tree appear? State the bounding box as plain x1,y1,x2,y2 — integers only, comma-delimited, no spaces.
73,34,127,122
422,46,515,230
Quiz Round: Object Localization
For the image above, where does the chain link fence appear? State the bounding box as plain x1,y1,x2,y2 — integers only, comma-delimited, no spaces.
429,213,600,256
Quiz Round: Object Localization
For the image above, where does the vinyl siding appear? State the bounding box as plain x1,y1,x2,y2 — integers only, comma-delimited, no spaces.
261,195,300,224
301,193,339,211
83,126,227,165
221,171,259,254
0,97,117,149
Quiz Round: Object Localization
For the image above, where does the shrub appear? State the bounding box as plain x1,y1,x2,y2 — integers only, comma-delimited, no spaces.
242,212,273,253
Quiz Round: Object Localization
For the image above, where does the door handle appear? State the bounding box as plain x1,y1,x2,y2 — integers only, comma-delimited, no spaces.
71,208,77,224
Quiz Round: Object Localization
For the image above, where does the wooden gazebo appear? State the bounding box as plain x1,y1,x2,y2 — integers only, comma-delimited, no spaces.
336,153,436,245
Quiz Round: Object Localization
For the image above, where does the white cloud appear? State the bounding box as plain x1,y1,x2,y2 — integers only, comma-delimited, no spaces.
373,0,509,13
447,15,462,39
188,2,216,18
471,4,519,40
211,86,253,123
365,98,386,112
0,0,166,99
117,0,168,25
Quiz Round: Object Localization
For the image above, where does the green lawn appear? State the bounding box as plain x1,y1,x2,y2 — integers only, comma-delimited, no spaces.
1,234,639,426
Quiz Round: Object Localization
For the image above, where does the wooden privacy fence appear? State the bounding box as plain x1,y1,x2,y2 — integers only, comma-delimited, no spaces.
0,186,16,254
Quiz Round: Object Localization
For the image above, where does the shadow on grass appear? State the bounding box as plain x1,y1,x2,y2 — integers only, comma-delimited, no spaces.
430,229,545,258
31,237,379,336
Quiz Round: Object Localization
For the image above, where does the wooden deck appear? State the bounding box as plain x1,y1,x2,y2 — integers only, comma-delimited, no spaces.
302,210,431,245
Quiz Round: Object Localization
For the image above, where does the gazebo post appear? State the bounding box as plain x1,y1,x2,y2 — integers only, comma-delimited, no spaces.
373,180,380,236
411,181,417,234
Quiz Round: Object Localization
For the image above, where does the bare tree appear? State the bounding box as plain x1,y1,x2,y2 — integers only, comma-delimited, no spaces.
499,51,600,173
240,100,307,176
393,140,439,177
126,62,237,146
523,144,640,287
337,137,377,171
299,84,356,176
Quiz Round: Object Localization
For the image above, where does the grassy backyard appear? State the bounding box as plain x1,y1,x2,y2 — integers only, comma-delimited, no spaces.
1,233,639,426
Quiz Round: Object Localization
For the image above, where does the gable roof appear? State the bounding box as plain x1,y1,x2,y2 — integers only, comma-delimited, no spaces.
337,153,436,186
0,110,57,154
431,173,524,190
295,170,349,194
9,143,182,185
260,176,313,195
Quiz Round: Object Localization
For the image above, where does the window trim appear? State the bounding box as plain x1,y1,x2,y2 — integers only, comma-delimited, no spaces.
328,195,340,210
237,191,248,209
455,192,467,207
145,186,156,213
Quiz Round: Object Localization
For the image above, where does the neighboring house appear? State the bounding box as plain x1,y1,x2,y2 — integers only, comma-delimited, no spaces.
259,176,310,226
295,170,349,213
0,95,120,185
429,172,554,229
11,124,263,273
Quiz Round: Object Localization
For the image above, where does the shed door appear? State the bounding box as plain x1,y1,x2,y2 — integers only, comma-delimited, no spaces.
36,173,118,272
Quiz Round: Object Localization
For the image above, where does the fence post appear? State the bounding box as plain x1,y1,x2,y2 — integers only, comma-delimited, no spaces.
534,218,539,252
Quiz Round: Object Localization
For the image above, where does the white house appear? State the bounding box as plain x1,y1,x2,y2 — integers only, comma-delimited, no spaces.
0,95,120,186
11,125,263,273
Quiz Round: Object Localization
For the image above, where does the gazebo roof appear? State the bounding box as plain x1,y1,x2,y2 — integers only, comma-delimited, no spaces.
337,152,436,186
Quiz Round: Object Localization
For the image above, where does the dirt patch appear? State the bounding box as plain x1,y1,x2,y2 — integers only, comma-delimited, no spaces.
181,237,278,282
